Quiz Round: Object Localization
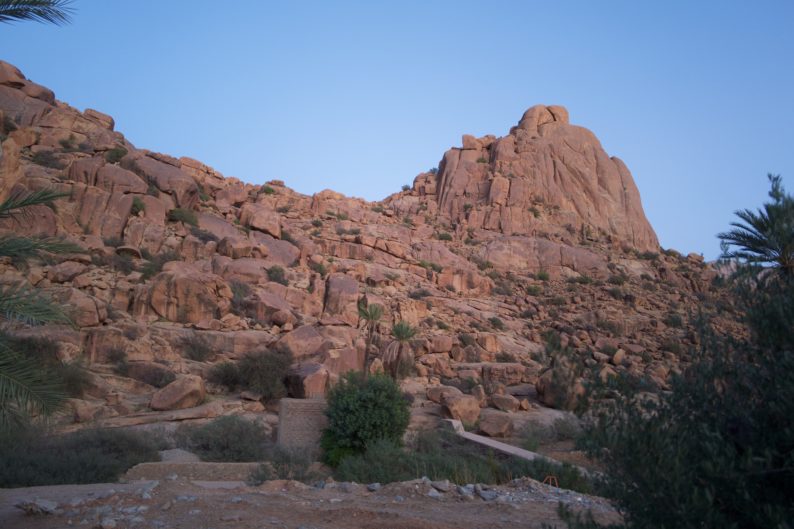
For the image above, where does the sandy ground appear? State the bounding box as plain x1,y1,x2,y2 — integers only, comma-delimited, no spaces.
1,469,619,529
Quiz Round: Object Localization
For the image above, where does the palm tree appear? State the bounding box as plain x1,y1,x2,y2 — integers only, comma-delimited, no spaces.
358,301,383,375
719,174,794,278
0,189,78,429
0,0,74,25
382,321,417,379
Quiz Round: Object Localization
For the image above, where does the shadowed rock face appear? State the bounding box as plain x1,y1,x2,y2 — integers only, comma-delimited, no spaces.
413,104,659,252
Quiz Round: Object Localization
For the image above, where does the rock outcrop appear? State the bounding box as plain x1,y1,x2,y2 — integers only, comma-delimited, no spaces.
0,60,741,431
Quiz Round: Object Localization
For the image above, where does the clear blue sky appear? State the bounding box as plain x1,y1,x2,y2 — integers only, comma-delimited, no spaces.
3,1,793,259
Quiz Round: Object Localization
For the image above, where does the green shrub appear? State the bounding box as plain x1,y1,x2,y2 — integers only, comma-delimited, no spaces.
0,427,159,487
536,270,550,281
528,206,541,218
408,288,431,299
259,184,275,195
311,219,323,227
392,321,417,342
488,316,505,330
608,274,628,285
190,226,219,243
267,265,288,286
663,313,684,328
401,184,411,191
526,285,542,296
229,280,251,316
167,207,198,226
127,363,175,388
309,261,327,277
248,446,320,485
207,361,241,391
140,250,181,280
31,150,64,169
437,232,453,241
180,333,213,361
104,147,127,164
476,156,488,163
418,260,442,273
106,347,128,375
131,196,145,215
321,372,410,466
238,349,292,401
176,416,268,462
459,333,475,347
334,432,593,492
371,205,385,213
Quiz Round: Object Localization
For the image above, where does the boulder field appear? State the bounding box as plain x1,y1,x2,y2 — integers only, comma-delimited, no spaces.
0,60,741,434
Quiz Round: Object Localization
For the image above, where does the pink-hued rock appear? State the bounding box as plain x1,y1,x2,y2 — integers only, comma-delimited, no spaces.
322,273,359,326
491,393,521,412
123,153,199,208
479,410,514,437
442,394,481,424
239,203,281,238
429,105,658,252
150,375,206,411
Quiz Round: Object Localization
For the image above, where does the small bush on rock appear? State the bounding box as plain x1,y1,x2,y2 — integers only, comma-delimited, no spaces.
167,207,198,226
238,349,292,401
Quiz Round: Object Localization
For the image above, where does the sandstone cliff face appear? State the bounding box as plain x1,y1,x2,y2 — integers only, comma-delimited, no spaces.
410,105,659,253
0,60,740,429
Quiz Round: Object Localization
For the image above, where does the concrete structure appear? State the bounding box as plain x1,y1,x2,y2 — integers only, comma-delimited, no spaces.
277,398,328,452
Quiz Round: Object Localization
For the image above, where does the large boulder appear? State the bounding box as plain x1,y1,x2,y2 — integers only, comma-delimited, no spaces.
150,375,205,411
479,410,514,437
441,394,481,425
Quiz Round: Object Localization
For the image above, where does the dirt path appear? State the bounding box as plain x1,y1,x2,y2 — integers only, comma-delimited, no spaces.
2,474,619,529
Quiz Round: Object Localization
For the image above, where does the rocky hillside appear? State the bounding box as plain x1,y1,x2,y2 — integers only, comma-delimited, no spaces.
0,60,740,433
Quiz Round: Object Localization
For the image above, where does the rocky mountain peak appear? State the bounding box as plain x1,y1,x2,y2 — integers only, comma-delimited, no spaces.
408,104,659,253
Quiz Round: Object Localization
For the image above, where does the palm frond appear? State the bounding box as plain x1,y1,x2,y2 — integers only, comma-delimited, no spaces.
0,0,74,25
0,235,83,261
0,188,70,220
0,339,65,429
0,282,71,325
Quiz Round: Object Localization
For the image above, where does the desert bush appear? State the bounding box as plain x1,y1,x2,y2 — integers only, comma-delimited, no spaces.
536,270,550,281
309,261,327,277
0,427,159,487
190,226,218,243
180,333,213,361
607,274,628,285
663,312,684,328
229,280,251,316
321,372,410,466
526,285,543,296
459,333,475,347
104,147,127,164
437,232,453,241
167,207,198,226
127,363,175,388
1,334,90,398
258,184,275,195
489,316,505,330
248,446,321,485
335,432,593,493
207,361,241,391
111,253,134,274
408,288,431,299
177,416,269,462
237,349,292,401
130,196,145,215
140,250,181,280
267,265,288,286
31,149,64,169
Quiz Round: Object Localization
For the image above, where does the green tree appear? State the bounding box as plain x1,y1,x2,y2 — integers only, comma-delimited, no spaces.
719,174,794,277
0,0,73,25
0,189,79,429
320,372,410,466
